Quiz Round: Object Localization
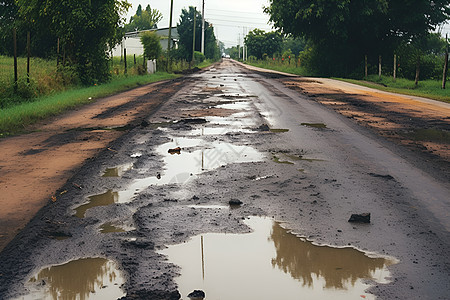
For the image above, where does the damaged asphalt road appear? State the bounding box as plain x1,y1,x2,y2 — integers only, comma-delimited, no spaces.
0,60,449,299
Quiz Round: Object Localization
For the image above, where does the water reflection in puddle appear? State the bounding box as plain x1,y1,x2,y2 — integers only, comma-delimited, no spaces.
23,258,125,300
75,190,119,218
99,222,134,233
76,138,264,215
187,127,254,136
102,163,133,177
159,217,396,300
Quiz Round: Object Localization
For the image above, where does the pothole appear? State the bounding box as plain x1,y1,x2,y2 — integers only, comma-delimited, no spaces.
102,163,134,177
301,123,327,129
99,222,134,233
22,258,125,300
74,190,119,218
75,138,264,215
159,216,397,300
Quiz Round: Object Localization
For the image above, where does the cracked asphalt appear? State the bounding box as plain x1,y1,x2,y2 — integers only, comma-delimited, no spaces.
0,59,449,299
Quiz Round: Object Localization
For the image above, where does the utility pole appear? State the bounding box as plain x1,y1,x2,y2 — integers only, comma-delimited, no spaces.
167,0,174,71
192,7,196,62
201,0,205,54
242,27,245,61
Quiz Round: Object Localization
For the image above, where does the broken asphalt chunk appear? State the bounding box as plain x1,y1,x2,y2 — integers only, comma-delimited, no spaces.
348,213,371,223
188,290,205,299
229,199,243,206
168,147,181,155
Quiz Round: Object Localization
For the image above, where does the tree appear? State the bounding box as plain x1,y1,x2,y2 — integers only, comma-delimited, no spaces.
140,31,161,60
176,6,220,61
264,0,450,76
125,4,162,32
16,0,130,84
244,29,282,59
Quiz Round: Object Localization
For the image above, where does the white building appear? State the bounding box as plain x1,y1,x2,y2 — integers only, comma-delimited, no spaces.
112,27,179,57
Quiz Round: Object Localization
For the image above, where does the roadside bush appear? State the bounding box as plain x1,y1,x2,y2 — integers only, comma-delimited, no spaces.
194,51,205,63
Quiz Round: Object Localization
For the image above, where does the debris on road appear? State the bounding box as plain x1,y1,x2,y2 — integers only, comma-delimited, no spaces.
348,213,371,223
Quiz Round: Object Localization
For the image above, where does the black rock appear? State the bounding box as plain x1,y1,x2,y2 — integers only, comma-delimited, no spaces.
348,213,371,223
188,290,205,299
229,199,243,206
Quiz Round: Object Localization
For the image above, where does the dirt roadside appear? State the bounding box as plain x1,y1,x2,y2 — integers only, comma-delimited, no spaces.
0,76,189,251
279,77,450,182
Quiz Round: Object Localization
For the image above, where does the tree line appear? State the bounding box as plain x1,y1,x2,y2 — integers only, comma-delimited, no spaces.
234,0,449,83
0,1,221,86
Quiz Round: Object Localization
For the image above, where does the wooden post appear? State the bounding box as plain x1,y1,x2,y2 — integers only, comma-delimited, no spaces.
57,37,60,67
414,54,420,87
124,48,127,74
378,55,382,79
13,28,18,93
27,31,30,84
364,55,368,79
393,54,397,82
134,54,136,65
442,34,448,89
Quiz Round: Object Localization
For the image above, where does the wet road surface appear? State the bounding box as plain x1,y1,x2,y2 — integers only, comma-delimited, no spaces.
0,60,449,299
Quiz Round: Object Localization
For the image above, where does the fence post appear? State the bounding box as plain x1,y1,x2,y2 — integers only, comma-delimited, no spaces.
443,34,448,89
13,28,18,93
378,55,382,79
364,55,368,79
124,48,127,74
57,37,60,67
393,54,396,82
27,31,30,84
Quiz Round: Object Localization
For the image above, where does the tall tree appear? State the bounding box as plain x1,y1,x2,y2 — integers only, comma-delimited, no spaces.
125,4,162,32
16,0,130,84
177,6,219,61
264,0,450,76
245,29,282,59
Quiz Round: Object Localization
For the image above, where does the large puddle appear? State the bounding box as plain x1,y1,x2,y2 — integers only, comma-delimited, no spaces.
21,258,125,300
74,138,263,216
159,217,397,300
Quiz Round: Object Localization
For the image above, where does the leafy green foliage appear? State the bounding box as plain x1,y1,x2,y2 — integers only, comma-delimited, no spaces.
15,0,130,84
140,31,162,60
194,51,205,63
244,29,282,59
264,0,450,76
124,4,162,32
176,6,220,61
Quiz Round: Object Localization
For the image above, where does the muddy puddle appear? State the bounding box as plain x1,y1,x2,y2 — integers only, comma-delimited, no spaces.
102,163,133,177
99,222,134,233
74,138,264,216
75,190,119,218
20,258,125,300
160,216,396,300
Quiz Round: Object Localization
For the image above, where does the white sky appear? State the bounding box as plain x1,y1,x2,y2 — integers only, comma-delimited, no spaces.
123,0,273,48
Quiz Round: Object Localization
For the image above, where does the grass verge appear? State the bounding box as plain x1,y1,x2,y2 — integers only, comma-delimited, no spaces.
335,75,450,103
244,60,309,76
245,60,449,103
0,72,179,137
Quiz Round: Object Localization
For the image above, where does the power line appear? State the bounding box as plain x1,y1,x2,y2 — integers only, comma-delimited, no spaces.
207,18,271,26
207,13,268,21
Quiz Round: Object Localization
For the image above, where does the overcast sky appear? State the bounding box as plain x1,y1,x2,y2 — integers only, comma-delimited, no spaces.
122,1,450,49
123,0,273,48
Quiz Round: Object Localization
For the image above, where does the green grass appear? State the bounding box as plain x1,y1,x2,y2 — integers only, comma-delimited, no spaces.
244,60,309,76
0,72,179,136
244,59,449,103
335,75,450,103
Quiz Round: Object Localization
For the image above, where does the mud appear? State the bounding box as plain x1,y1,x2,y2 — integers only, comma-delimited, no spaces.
0,60,449,300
